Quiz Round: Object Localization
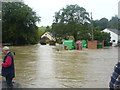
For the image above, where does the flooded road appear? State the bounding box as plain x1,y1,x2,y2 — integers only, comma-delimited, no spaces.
0,45,118,88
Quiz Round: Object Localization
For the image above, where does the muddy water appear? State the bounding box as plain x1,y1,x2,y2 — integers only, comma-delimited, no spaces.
0,45,118,88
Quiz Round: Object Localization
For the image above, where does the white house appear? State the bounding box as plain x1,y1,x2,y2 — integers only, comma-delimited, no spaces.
103,28,119,46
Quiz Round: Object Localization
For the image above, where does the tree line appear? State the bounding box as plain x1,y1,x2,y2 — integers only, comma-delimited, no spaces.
2,2,40,45
50,4,117,45
93,16,119,30
2,2,119,45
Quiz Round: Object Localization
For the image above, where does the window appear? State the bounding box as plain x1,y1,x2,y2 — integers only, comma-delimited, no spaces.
113,40,116,42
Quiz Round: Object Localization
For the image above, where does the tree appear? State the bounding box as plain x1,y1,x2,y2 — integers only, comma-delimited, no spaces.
94,30,111,45
93,18,109,30
54,4,90,24
52,4,90,41
99,18,109,30
77,22,91,40
108,15,119,29
118,18,120,30
2,2,40,45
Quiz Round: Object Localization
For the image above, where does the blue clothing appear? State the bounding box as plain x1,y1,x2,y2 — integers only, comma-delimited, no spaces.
110,62,120,89
1,52,15,78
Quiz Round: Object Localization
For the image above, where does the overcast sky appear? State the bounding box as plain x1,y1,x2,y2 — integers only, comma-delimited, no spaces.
24,0,119,27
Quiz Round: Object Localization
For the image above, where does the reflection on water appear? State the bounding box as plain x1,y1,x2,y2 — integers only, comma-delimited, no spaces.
0,45,118,88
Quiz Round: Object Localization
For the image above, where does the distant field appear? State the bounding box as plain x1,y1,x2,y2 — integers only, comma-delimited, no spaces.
38,27,46,37
38,26,52,37
38,27,46,31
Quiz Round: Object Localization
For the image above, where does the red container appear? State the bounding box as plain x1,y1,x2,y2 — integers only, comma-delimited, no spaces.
64,46,67,50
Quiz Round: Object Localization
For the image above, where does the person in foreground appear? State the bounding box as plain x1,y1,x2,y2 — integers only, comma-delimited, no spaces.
109,61,120,89
1,46,15,87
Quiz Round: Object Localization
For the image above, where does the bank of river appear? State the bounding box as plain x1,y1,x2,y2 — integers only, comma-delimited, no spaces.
0,45,118,88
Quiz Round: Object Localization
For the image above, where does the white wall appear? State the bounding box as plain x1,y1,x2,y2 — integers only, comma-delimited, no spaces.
103,29,118,46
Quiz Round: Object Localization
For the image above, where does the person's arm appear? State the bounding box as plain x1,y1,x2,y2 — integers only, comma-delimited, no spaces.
2,56,12,68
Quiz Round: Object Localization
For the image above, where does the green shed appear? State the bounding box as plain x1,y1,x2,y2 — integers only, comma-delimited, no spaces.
63,40,76,50
82,40,87,48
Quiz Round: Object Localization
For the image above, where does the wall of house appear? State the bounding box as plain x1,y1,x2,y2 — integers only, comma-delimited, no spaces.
103,29,118,46
111,31,118,46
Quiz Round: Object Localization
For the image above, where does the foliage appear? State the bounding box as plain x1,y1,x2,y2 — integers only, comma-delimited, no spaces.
77,22,91,40
38,27,46,30
38,26,46,39
54,4,90,24
51,4,111,45
94,30,111,45
108,16,119,29
93,16,119,30
93,18,109,30
2,2,40,45
49,41,56,45
52,4,90,41
38,30,45,39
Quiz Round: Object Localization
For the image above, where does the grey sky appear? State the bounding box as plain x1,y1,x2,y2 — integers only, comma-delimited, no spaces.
119,1,120,18
24,0,119,27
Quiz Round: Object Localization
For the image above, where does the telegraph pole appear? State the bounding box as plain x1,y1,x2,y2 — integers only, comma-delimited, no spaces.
0,1,2,44
91,12,94,41
118,1,120,62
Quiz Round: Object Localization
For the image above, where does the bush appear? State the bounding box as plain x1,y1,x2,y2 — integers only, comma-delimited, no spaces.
49,41,56,45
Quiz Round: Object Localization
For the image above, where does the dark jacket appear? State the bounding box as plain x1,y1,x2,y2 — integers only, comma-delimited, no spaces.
110,62,120,89
1,52,15,78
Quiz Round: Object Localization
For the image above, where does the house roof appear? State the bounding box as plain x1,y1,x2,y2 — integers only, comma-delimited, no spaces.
104,28,120,35
41,32,53,37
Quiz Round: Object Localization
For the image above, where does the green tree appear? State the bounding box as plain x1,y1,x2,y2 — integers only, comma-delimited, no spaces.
93,18,109,30
118,18,120,30
94,30,111,45
54,4,90,24
52,4,90,40
99,18,109,30
77,22,91,40
2,2,40,45
108,15,119,29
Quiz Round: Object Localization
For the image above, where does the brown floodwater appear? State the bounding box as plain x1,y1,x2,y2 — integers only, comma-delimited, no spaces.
0,44,118,88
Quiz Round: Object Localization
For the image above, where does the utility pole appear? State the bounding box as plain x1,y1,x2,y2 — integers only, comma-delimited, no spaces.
91,12,94,41
118,1,120,62
0,1,2,44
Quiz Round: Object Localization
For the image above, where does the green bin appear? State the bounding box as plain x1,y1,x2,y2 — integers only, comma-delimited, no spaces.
82,40,87,48
97,43,102,48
